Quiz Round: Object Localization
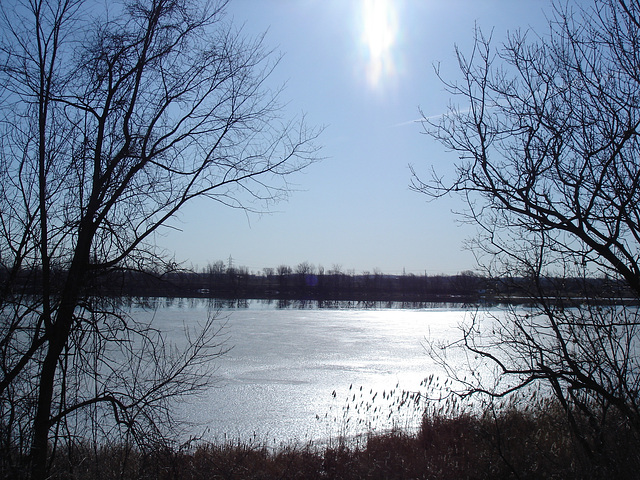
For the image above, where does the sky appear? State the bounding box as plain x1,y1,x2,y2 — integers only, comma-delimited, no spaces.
159,0,554,275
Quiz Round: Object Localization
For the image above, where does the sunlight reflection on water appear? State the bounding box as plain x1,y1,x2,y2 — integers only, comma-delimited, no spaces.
128,299,475,446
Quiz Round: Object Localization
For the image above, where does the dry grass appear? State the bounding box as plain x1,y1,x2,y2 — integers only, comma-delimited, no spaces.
4,397,640,479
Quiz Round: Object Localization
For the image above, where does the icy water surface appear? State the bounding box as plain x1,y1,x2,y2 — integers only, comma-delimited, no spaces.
128,299,472,446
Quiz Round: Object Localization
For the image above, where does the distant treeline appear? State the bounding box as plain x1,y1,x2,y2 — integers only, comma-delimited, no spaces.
140,270,633,304
4,261,631,304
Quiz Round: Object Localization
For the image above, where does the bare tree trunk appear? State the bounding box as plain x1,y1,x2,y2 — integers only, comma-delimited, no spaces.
30,229,91,478
30,341,61,479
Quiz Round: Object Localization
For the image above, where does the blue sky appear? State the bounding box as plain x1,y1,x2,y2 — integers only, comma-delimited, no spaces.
159,0,553,275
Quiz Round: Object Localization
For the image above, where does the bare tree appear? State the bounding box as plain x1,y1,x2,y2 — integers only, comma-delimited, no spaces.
0,0,318,477
295,261,315,277
414,0,640,460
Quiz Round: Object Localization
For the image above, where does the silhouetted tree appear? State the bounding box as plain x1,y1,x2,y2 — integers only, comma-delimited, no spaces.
262,267,275,278
295,261,315,277
0,0,318,477
415,0,640,461
277,264,293,292
295,261,315,290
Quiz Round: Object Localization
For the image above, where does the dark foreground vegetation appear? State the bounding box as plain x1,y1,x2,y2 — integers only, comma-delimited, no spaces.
4,399,639,480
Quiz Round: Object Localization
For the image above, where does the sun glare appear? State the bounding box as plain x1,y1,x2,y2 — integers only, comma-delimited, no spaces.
360,0,398,90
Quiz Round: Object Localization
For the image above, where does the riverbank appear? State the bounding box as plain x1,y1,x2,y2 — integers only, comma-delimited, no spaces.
6,399,638,479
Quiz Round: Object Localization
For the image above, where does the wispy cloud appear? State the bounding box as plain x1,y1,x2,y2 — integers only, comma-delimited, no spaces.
390,118,423,128
395,106,476,128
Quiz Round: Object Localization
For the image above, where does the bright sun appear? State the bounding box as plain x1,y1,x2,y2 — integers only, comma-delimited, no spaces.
360,0,398,89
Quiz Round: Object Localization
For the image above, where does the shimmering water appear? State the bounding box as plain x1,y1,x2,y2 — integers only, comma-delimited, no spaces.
128,299,472,446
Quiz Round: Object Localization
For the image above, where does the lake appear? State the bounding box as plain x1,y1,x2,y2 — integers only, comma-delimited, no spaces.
126,298,474,447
